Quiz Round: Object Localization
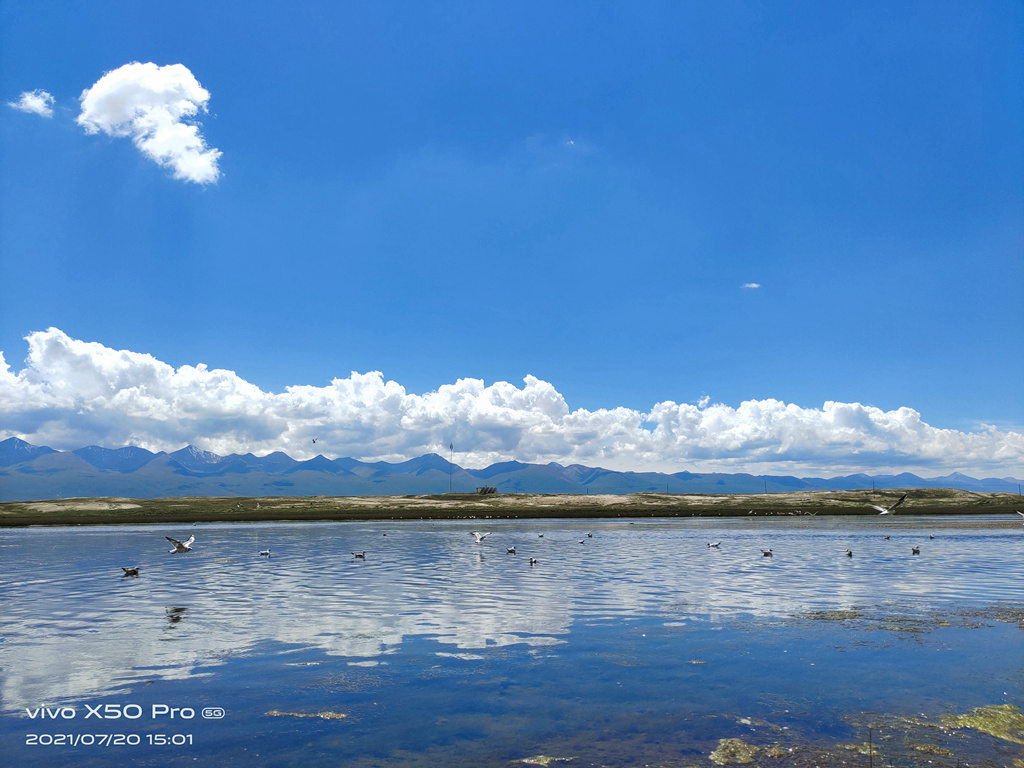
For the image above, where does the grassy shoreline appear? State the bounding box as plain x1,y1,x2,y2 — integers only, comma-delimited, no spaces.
0,488,1020,527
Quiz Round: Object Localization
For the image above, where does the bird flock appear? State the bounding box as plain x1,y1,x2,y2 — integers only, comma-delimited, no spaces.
116,496,1021,577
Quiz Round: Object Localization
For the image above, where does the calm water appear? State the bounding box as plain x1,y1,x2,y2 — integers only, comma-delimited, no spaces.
1,515,1022,766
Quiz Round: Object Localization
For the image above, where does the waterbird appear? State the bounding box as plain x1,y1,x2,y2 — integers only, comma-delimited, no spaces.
870,493,908,515
883,535,891,540
707,542,721,549
506,547,516,554
166,535,195,553
587,533,593,538
121,566,140,577
529,558,538,565
470,532,492,543
846,549,853,558
761,549,773,557
912,546,920,555
352,551,366,559
538,534,544,538
1016,510,1024,525
259,548,271,557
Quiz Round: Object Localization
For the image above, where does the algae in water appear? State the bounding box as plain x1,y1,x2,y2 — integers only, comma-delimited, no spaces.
516,757,575,766
709,737,759,765
265,709,347,720
941,703,1024,744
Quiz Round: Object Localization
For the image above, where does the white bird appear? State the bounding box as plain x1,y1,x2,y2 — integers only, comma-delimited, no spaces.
471,532,492,543
352,551,366,559
259,548,271,557
506,547,516,554
166,535,194,553
121,566,140,577
1016,510,1024,525
870,493,908,515
707,542,721,549
529,557,538,565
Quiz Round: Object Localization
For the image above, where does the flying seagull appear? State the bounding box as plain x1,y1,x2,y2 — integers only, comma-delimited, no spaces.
166,535,195,553
470,532,492,543
121,566,140,577
1016,510,1024,525
870,493,908,515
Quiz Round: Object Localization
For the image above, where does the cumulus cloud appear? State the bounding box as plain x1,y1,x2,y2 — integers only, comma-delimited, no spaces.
742,282,761,289
2,328,1022,476
7,89,55,117
77,62,221,184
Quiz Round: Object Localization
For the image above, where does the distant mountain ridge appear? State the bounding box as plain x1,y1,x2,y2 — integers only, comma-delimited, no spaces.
0,437,1020,502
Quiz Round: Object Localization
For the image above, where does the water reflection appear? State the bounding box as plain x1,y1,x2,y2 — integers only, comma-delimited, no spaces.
0,515,1021,712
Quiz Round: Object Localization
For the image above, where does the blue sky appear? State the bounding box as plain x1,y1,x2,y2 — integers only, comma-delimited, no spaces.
1,1,1022,476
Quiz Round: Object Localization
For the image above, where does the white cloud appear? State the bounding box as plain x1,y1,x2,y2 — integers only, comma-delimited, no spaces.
77,62,221,184
742,282,761,289
1,328,1022,476
7,89,55,117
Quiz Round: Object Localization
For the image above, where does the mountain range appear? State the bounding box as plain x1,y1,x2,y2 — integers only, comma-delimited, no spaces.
0,437,1020,502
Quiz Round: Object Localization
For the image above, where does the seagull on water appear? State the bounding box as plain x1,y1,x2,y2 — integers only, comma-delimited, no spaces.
471,532,492,543
761,549,773,557
121,566,140,577
259,548,271,557
707,541,721,549
506,547,516,554
352,551,366,559
166,535,195,553
870,493,908,515
529,558,538,565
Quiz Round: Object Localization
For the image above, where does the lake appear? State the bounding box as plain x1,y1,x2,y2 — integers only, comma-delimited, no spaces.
1,514,1022,766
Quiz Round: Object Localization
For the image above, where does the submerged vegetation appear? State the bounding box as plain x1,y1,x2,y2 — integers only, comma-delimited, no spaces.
709,737,760,764
941,704,1024,744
